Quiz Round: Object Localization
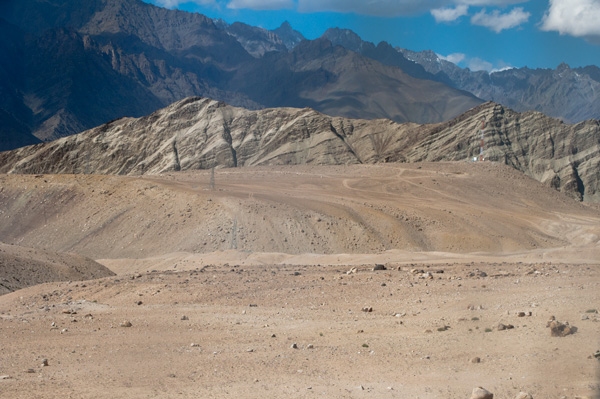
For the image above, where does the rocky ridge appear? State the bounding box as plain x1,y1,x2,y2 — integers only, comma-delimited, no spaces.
399,49,600,124
0,97,598,202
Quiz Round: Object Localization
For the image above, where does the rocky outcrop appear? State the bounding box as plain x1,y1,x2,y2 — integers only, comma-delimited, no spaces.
1,97,598,202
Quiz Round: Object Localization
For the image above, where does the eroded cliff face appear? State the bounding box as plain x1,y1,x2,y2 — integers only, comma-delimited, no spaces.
1,97,598,202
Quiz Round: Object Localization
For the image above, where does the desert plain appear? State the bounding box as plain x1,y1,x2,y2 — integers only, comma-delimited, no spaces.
1,162,599,398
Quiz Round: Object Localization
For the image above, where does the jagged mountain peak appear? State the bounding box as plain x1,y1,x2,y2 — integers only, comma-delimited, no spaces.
272,20,305,50
321,27,370,53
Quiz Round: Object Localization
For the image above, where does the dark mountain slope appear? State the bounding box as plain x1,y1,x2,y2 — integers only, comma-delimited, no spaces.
228,38,482,124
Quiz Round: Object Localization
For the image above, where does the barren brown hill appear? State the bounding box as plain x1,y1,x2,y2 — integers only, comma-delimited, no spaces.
0,163,599,399
0,242,114,294
0,97,598,202
1,163,599,262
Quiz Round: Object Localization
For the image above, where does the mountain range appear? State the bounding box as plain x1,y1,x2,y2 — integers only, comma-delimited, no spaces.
1,0,597,152
322,27,600,125
1,97,598,202
0,0,480,151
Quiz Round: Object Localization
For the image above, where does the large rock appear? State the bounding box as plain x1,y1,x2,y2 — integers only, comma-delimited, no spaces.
470,386,493,399
548,320,576,337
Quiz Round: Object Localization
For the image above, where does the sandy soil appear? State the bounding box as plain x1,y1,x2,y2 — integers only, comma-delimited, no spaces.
1,162,599,398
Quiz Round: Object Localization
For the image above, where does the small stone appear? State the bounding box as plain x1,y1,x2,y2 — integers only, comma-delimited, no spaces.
24,369,35,374
136,301,143,306
517,312,526,317
247,348,254,352
497,323,507,331
120,321,133,328
293,272,301,276
373,264,386,271
361,307,373,313
307,344,314,349
470,386,493,399
181,315,189,320
51,322,56,327
593,350,600,359
61,328,68,333
515,392,533,399
0,375,11,380
41,359,48,367
582,314,590,320
471,357,481,363
271,334,276,338
190,343,200,347
346,267,357,275
291,343,298,349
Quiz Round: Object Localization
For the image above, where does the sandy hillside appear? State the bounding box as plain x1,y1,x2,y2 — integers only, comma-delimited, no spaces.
1,162,599,399
0,243,114,294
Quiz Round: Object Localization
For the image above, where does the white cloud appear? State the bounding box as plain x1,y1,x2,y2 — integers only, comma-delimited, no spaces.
459,0,526,5
431,5,469,22
228,0,295,10
491,65,515,73
468,57,493,71
440,52,466,64
540,0,600,39
470,7,530,32
297,0,448,16
155,0,216,8
296,0,529,16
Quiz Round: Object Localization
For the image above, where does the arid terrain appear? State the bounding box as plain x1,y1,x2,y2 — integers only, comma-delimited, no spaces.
1,162,599,398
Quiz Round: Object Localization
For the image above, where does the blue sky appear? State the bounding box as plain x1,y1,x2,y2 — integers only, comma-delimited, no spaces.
141,0,600,71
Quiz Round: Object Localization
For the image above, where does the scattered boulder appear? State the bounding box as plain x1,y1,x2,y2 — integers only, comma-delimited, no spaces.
120,321,133,328
548,320,576,337
497,323,514,331
471,357,481,363
291,343,298,349
181,315,189,320
362,307,373,313
470,386,493,399
515,392,533,399
467,270,487,278
373,264,386,271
